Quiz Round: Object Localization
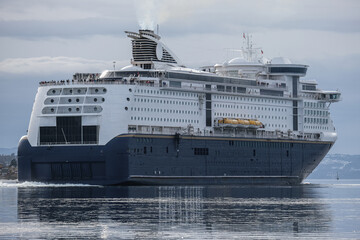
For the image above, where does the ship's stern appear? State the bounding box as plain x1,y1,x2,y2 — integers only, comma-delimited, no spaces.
17,135,131,185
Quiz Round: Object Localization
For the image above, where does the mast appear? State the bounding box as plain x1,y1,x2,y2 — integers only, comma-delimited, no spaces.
242,33,263,63
246,33,251,62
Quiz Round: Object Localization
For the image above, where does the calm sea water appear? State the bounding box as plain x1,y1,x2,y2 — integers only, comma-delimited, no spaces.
0,179,359,239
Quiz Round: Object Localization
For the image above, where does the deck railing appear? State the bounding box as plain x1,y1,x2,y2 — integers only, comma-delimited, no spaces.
38,77,290,97
128,125,322,142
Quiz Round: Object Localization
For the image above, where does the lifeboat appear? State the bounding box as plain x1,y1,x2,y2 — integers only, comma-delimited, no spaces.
236,119,250,128
248,119,264,128
223,118,238,126
217,118,264,128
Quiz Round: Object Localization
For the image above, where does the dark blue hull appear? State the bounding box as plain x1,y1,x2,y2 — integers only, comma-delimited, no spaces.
18,134,333,185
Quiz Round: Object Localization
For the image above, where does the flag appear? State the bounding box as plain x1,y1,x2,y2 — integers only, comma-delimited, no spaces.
261,50,263,54
243,33,246,39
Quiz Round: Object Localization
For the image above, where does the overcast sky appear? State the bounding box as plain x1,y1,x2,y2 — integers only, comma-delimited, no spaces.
0,0,359,154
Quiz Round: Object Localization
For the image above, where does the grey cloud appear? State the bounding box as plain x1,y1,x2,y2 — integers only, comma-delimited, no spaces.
0,0,134,21
159,14,360,38
0,18,137,39
0,56,115,74
1,0,359,40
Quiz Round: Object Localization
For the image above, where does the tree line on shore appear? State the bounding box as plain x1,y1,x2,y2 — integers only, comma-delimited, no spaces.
0,154,17,180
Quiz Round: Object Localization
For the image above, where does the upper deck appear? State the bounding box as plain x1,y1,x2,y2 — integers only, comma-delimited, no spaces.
38,68,340,103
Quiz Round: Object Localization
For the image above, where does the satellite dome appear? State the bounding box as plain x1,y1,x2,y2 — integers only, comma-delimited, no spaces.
271,57,292,64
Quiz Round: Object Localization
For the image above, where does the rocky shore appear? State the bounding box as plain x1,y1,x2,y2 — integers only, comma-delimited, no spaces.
0,154,17,180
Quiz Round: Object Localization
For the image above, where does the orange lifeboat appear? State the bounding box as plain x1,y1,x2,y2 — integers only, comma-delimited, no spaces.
248,119,263,128
237,119,250,128
217,118,263,128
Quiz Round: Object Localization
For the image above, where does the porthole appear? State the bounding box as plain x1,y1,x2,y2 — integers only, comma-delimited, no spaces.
94,107,98,111
77,89,81,93
76,108,80,112
68,99,72,103
51,108,54,112
129,89,132,92
76,98,80,102
94,98,97,102
125,107,128,111
68,108,72,112
50,99,54,103
127,98,130,101
52,90,56,94
69,89,72,94
103,89,107,93
102,98,105,102
95,89,99,93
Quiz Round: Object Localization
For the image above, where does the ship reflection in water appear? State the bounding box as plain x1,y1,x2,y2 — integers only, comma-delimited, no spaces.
5,184,347,239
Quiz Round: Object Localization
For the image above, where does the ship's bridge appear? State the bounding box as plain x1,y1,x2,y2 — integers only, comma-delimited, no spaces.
318,91,341,102
266,57,308,76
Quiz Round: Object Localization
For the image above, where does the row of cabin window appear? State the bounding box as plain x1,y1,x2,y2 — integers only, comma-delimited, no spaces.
304,126,330,130
130,107,199,115
214,112,288,121
130,116,199,124
135,89,198,98
262,124,288,128
214,95,287,105
301,93,323,100
194,148,209,155
229,140,292,148
131,147,207,155
48,97,104,104
304,109,329,117
130,142,295,156
304,101,326,109
214,104,288,112
304,117,329,125
134,97,198,106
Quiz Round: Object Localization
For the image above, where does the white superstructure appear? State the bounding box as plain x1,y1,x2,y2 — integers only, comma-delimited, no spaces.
26,30,341,147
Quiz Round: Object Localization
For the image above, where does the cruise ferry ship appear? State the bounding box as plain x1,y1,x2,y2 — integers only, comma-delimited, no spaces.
18,29,341,185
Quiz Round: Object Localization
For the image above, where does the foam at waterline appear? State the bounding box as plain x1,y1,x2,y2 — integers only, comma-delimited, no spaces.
0,180,101,188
